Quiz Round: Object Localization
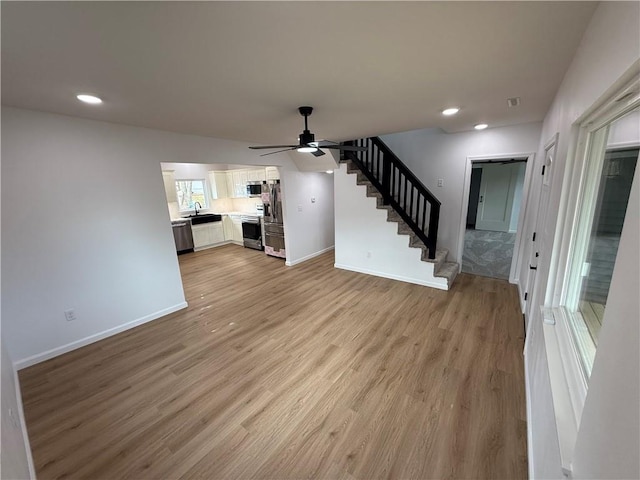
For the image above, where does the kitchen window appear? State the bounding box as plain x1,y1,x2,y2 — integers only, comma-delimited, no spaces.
175,179,208,211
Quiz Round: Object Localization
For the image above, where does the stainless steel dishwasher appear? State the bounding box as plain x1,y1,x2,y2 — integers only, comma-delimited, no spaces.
171,220,194,254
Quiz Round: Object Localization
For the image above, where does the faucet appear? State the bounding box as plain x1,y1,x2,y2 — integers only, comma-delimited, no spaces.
194,202,202,215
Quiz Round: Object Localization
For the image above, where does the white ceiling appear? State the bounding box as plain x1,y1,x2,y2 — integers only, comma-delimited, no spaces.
1,2,597,145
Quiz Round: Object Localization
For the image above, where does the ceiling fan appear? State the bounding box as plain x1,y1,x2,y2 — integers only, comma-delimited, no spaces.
249,106,368,157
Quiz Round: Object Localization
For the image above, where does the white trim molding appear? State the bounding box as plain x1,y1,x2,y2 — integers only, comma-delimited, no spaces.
457,152,536,284
285,246,335,267
14,302,188,370
334,263,448,290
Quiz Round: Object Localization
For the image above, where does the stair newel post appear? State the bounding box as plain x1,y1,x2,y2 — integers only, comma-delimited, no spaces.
381,148,391,206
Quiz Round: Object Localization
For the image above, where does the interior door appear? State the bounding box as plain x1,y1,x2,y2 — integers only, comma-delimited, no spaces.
475,163,517,232
524,139,556,329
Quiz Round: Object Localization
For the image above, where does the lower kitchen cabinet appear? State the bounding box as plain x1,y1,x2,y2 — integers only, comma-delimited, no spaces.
192,222,225,250
223,215,243,244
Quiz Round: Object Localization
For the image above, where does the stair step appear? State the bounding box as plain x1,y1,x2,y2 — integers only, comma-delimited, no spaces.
345,155,457,289
366,185,382,198
434,261,459,287
421,248,448,269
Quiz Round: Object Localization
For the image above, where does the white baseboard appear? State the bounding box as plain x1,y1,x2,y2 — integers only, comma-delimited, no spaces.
524,349,535,480
334,263,448,290
14,302,188,370
517,281,526,312
285,246,334,267
13,367,36,479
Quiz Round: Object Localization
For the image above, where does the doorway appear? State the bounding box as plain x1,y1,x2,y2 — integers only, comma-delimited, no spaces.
461,158,528,280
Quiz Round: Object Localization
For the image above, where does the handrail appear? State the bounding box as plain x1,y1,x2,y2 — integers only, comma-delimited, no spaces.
343,137,440,259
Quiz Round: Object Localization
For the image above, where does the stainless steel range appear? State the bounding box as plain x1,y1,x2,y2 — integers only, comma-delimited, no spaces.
241,215,262,250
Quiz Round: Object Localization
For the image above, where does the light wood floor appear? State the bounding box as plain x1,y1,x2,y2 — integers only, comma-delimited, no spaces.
20,245,527,479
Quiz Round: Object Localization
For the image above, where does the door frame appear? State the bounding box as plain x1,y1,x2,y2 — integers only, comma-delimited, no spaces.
458,151,536,283
524,133,558,325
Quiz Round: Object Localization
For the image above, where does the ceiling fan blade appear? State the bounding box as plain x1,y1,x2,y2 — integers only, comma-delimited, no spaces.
319,144,368,152
311,149,326,157
249,145,298,150
259,147,297,157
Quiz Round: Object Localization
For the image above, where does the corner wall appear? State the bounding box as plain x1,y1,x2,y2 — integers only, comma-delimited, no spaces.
281,169,335,265
517,3,640,479
1,107,296,367
333,163,447,289
381,122,541,263
1,340,34,479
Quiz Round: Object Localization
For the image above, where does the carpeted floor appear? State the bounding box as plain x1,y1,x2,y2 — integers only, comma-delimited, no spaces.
462,228,516,280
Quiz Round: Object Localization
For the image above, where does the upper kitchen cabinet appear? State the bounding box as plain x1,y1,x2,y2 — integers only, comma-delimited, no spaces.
208,171,229,200
162,170,177,202
231,170,249,198
266,166,280,180
247,169,267,182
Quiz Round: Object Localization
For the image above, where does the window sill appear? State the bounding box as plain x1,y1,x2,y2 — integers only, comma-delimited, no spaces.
542,307,589,477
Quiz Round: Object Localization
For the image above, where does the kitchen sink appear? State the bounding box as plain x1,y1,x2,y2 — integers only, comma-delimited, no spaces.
184,213,222,225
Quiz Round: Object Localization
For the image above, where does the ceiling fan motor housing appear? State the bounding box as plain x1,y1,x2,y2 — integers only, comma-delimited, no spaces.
299,130,315,145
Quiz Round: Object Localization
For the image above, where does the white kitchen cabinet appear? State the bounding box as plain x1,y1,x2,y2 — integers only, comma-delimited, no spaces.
192,222,226,250
231,170,249,198
247,168,267,182
162,170,177,202
210,222,225,244
265,166,280,180
225,172,235,198
208,171,228,200
223,215,233,241
226,215,243,244
192,224,210,249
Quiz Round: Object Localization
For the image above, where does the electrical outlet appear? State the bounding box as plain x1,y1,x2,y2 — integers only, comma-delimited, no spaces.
311,197,316,203
64,309,77,322
297,204,303,212
437,178,444,187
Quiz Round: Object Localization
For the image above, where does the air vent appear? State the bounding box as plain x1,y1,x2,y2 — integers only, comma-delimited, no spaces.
507,97,521,108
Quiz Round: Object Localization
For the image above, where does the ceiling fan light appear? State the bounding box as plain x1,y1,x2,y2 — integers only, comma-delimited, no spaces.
297,146,318,153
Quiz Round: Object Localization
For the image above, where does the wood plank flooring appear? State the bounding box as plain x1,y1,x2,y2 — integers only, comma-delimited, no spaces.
19,245,527,479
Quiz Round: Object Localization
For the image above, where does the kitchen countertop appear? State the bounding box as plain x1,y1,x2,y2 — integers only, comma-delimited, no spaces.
171,211,261,222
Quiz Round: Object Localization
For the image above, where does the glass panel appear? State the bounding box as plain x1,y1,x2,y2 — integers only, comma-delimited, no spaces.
566,108,639,376
176,180,207,211
578,147,638,344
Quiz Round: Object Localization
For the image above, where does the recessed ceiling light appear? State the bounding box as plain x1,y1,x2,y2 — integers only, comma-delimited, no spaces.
442,107,460,116
76,94,102,104
474,123,488,130
326,170,334,174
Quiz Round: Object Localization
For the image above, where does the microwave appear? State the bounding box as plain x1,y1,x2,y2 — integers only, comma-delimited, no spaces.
246,182,262,196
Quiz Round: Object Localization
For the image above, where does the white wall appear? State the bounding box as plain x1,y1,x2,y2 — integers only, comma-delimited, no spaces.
509,162,527,232
1,107,296,367
334,164,447,289
281,169,335,266
381,122,541,262
1,341,34,479
519,3,640,479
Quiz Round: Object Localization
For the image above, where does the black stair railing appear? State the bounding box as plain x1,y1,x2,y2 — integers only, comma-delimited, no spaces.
343,137,440,259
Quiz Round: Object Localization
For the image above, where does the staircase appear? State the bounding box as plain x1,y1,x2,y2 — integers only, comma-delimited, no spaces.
339,137,459,290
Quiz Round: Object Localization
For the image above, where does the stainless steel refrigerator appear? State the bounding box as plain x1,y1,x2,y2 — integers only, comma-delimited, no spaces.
262,180,286,258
